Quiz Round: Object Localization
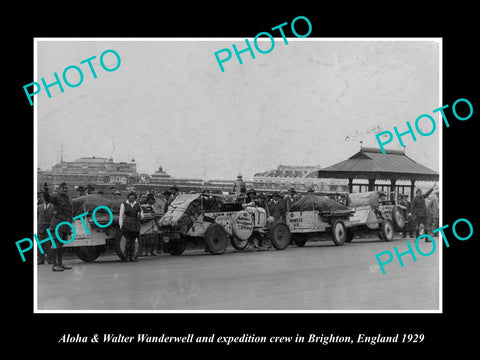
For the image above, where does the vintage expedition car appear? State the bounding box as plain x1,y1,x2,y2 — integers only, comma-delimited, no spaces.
158,193,291,255
344,191,407,242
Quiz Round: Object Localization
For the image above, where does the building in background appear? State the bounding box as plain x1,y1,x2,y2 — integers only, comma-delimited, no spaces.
38,157,140,191
253,165,348,193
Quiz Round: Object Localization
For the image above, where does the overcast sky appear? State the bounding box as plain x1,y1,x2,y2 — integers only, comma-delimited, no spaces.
36,39,440,180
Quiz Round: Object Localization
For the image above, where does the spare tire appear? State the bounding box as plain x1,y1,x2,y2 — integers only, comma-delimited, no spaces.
205,223,229,255
76,246,102,262
231,210,254,241
392,205,406,230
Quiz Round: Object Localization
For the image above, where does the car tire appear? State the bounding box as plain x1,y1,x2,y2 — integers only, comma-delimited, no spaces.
115,233,143,261
331,219,346,246
269,222,291,250
392,205,406,230
76,246,102,262
205,223,229,255
230,236,249,250
293,234,307,247
381,219,395,242
168,236,187,255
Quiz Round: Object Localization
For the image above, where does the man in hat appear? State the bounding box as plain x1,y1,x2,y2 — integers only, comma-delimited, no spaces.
85,184,94,195
427,192,439,234
43,182,73,272
268,192,286,223
410,186,434,241
242,188,257,208
109,185,116,196
162,189,172,213
119,190,144,261
139,193,148,205
141,193,162,256
113,189,122,197
284,187,297,211
170,185,179,200
37,190,55,265
164,185,179,212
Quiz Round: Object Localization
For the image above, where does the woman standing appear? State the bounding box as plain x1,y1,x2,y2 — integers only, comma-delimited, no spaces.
119,190,143,262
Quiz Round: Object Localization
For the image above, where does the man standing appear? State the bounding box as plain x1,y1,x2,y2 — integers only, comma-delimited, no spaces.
268,192,286,223
85,184,95,195
141,193,163,256
162,189,172,213
410,187,434,241
119,190,144,262
427,192,439,235
43,182,73,272
164,185,179,212
170,185,179,200
37,191,55,265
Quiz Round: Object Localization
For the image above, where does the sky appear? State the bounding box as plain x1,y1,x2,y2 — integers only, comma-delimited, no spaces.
36,39,440,180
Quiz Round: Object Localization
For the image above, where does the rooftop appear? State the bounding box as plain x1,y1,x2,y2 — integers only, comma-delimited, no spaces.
316,147,439,181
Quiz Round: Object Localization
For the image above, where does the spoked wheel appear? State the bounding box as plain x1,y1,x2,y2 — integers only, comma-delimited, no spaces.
269,222,291,250
205,223,229,255
381,219,395,242
115,233,143,261
76,246,102,262
230,236,249,250
331,219,346,246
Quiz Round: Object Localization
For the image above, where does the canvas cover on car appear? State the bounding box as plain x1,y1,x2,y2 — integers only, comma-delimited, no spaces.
290,195,350,212
72,194,125,215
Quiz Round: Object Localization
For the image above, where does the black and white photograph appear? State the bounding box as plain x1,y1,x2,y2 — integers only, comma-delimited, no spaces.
34,38,440,312
7,6,479,354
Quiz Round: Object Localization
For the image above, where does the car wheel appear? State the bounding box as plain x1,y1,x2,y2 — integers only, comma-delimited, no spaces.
269,222,291,250
392,205,406,230
331,219,346,246
381,219,395,242
205,223,229,255
230,236,249,250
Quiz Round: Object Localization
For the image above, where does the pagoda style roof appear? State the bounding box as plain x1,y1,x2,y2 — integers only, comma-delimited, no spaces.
316,147,439,182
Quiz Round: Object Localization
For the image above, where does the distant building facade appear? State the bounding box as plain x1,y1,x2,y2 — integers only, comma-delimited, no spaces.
253,165,348,192
38,157,140,190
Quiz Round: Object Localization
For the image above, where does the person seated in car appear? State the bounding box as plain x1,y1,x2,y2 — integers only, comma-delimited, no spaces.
242,189,257,208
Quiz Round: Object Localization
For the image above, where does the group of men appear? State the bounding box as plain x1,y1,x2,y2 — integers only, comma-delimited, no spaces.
398,187,439,240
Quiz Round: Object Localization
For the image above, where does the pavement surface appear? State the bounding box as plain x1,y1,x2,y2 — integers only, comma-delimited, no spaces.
36,234,440,311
